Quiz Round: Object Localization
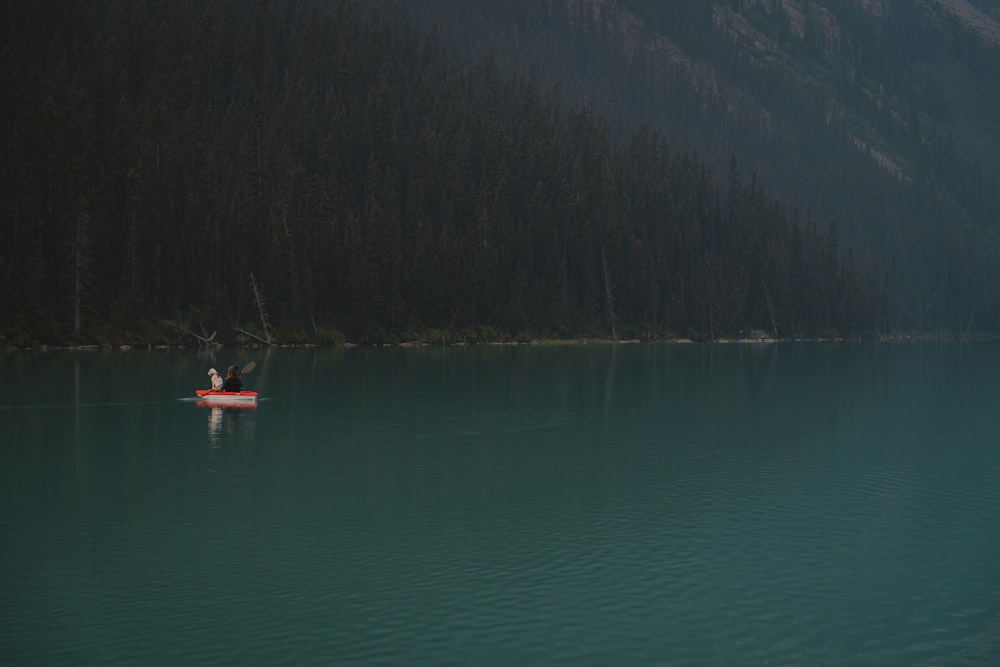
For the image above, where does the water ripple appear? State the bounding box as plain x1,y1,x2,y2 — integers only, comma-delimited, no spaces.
5,345,1000,666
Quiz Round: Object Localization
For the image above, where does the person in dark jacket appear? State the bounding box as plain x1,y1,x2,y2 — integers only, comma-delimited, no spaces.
219,365,243,392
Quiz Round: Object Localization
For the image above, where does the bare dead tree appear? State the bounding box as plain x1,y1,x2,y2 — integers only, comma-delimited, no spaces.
72,208,91,336
277,202,299,327
245,271,273,345
602,250,618,341
762,279,779,339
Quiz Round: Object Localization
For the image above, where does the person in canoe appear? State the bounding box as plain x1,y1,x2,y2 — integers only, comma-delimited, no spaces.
207,368,224,391
218,365,244,392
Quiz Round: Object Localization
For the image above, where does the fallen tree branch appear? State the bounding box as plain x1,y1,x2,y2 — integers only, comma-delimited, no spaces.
161,319,219,347
235,327,274,346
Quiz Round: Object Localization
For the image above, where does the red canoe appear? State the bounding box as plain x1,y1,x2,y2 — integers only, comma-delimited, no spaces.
195,389,259,404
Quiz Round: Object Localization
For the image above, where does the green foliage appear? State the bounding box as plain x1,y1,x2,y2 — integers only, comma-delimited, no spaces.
0,0,912,346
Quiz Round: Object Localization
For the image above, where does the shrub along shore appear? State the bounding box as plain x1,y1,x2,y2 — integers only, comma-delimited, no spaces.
2,326,977,352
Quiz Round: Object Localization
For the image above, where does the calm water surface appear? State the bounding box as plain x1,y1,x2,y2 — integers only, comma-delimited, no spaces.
1,343,998,666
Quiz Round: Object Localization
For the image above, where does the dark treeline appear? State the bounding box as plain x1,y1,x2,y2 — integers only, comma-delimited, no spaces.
1,0,886,345
378,0,1000,336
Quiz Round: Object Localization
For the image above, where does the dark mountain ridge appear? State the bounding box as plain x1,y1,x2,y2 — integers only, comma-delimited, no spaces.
0,0,989,345
378,0,1000,333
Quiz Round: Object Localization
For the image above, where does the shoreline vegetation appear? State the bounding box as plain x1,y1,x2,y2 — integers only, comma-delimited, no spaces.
3,329,988,352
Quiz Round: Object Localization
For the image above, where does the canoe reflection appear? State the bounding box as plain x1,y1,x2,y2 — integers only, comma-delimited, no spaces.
204,402,257,451
196,400,259,409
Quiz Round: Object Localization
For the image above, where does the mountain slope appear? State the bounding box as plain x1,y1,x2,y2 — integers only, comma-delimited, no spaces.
377,0,1000,332
937,0,1000,43
0,0,887,344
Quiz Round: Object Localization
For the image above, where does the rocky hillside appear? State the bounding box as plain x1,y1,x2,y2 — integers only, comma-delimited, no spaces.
937,0,1000,42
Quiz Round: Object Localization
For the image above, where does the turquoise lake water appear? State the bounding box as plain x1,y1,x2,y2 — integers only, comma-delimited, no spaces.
1,342,998,666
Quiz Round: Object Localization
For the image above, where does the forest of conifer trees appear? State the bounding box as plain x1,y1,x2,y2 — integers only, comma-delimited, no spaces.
383,0,1000,337
2,0,895,345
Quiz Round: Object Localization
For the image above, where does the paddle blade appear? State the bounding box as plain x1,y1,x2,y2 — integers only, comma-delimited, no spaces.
241,361,256,375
